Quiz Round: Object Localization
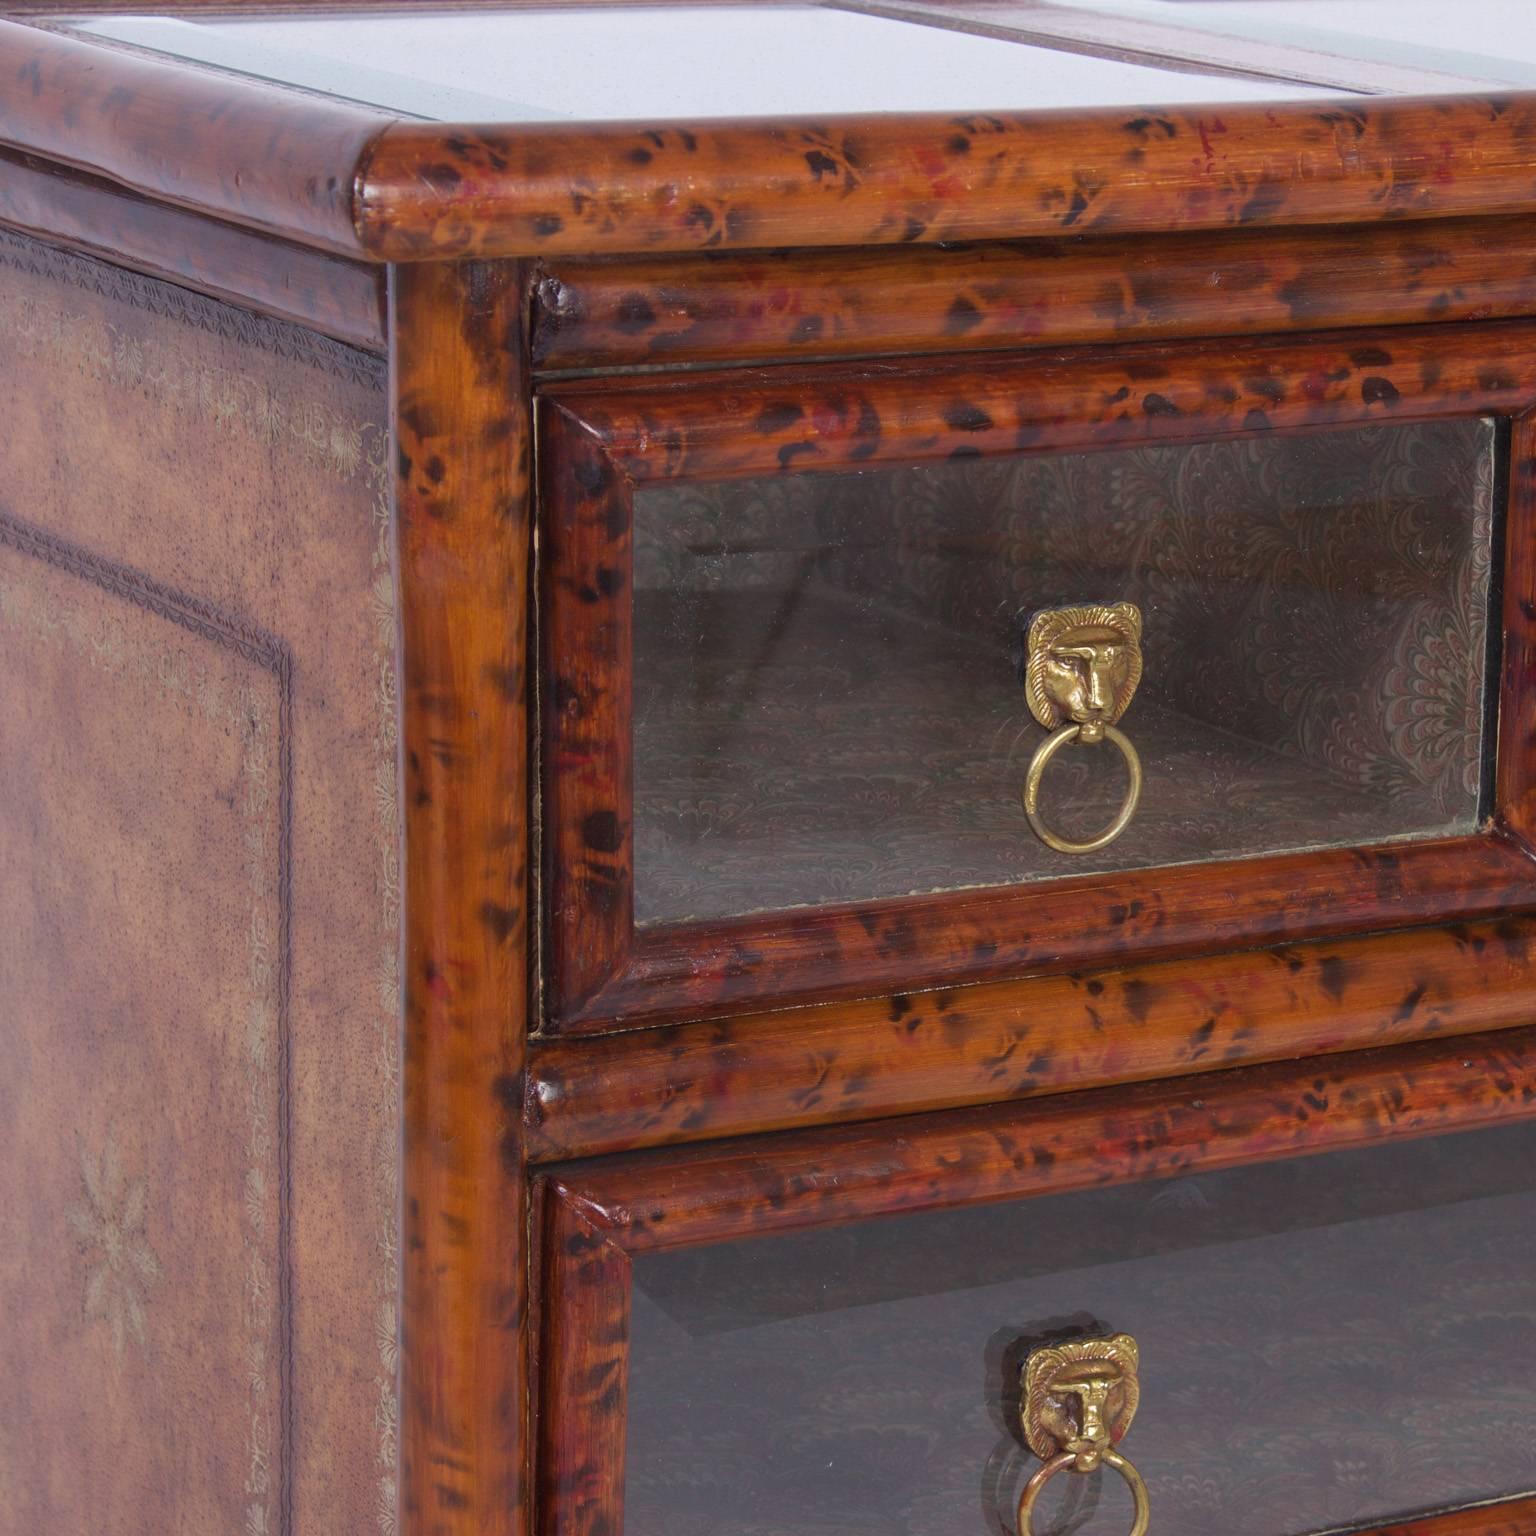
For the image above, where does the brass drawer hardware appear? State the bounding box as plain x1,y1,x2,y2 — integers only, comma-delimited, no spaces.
1019,1333,1151,1536
1023,603,1144,854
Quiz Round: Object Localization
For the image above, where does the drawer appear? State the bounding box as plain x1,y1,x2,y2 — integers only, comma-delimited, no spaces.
539,325,1536,1031
537,1036,1536,1536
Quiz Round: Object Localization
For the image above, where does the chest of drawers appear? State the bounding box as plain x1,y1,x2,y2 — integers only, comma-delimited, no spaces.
3,4,1536,1534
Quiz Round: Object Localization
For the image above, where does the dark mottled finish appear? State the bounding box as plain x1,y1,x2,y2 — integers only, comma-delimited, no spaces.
541,408,634,1018
539,322,1536,1031
538,1185,633,1536
550,319,1536,482
0,17,391,255
0,148,385,350
359,97,1536,261
536,1027,1536,1536
394,260,532,1536
533,216,1536,371
526,916,1536,1161
1370,1502,1536,1535
1500,410,1536,853
14,19,1536,268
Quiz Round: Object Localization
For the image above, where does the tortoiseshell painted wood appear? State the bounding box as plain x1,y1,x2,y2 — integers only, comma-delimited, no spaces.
540,405,636,1022
0,18,391,256
394,259,533,1536
0,149,385,350
1500,410,1536,851
560,1024,1536,1246
16,17,1536,265
537,1026,1536,1536
1369,1500,1536,1536
541,840,1536,1034
538,1186,633,1536
525,915,1536,1161
550,319,1536,482
360,97,1536,261
16,18,1536,266
540,321,1536,1032
533,216,1536,372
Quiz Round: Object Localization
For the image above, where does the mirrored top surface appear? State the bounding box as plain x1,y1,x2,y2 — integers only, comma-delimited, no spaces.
60,6,1338,122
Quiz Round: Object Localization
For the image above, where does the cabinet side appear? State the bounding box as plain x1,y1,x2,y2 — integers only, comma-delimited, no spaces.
0,230,402,1536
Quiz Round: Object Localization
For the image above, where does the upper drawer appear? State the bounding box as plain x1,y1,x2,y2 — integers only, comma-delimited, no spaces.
538,323,1536,1032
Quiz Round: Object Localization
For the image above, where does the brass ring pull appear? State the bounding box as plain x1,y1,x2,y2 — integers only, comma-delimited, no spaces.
1022,602,1144,856
1018,1447,1151,1536
1022,723,1142,855
1018,1333,1149,1536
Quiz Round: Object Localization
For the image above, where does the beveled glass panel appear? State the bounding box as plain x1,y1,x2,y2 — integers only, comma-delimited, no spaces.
1050,0,1536,91
61,9,1329,122
631,419,1498,925
626,1118,1536,1536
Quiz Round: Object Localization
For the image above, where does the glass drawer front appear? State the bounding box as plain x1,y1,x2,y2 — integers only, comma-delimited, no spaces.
624,1119,1536,1536
632,420,1497,925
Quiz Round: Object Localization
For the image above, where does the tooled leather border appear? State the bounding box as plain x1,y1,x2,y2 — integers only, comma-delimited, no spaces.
0,224,385,390
0,505,298,1536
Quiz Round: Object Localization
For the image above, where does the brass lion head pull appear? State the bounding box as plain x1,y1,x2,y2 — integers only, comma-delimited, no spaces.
1022,604,1144,855
1018,1334,1150,1536
1026,603,1143,742
1022,1333,1140,1470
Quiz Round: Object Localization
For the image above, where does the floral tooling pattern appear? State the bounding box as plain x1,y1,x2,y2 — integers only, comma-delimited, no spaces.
68,1135,163,1362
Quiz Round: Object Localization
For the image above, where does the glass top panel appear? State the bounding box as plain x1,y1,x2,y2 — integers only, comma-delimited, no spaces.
61,7,1332,122
1046,0,1536,88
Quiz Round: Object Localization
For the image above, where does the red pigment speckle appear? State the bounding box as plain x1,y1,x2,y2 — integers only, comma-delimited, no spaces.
810,400,849,436
1196,117,1227,168
1300,369,1332,402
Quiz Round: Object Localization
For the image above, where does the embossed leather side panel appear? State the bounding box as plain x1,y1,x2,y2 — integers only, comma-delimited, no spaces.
0,231,399,1536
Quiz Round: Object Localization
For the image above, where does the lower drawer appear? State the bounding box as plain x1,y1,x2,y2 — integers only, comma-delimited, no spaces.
627,1121,1536,1536
539,1057,1536,1536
